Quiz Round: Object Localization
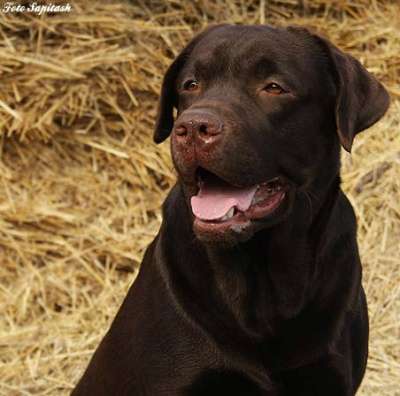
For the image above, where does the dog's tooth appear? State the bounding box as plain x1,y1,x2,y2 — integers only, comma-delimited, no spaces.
219,207,235,221
226,207,235,218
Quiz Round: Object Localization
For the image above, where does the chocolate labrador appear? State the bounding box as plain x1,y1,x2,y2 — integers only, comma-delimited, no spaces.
72,24,389,395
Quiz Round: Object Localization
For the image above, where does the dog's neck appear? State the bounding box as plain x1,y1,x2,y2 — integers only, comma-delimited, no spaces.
203,196,316,339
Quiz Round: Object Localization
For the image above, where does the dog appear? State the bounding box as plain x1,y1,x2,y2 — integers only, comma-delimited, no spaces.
72,24,389,395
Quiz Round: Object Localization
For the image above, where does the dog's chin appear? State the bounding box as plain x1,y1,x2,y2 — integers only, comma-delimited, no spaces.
192,193,292,247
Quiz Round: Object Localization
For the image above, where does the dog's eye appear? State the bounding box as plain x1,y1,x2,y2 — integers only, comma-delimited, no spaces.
183,79,199,91
263,83,285,95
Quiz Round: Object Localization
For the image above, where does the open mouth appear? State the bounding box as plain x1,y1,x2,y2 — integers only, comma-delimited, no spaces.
190,168,288,233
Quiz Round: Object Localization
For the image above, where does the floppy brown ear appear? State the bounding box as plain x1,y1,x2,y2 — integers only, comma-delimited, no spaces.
153,24,228,144
314,35,390,152
153,53,185,144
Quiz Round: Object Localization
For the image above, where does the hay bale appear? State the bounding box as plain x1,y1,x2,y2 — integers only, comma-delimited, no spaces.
0,1,398,395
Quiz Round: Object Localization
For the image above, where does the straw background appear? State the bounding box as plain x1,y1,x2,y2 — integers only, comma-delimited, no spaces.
0,0,398,395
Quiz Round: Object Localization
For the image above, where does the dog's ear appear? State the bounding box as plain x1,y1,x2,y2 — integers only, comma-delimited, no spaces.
153,25,227,144
313,33,390,152
153,50,187,144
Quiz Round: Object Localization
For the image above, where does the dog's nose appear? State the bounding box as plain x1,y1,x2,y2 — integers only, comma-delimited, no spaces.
174,112,223,145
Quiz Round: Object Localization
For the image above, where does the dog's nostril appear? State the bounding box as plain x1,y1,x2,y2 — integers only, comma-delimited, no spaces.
198,124,208,135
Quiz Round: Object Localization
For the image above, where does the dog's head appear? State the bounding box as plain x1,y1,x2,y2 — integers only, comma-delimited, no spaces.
154,25,389,245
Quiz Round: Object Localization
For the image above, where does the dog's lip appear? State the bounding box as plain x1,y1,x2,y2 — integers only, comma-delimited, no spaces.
190,169,290,233
192,189,288,237
194,189,286,222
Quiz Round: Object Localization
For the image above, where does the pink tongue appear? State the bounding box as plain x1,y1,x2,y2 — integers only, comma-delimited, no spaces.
191,181,258,220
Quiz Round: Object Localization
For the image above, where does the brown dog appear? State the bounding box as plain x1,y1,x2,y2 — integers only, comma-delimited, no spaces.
73,24,389,395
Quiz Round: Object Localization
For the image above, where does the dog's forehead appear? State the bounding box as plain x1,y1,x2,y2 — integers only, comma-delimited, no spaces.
184,25,322,80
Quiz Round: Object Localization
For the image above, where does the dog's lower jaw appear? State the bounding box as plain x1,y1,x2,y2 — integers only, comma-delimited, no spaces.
189,187,296,247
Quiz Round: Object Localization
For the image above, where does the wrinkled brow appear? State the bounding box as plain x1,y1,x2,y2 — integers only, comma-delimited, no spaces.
191,42,232,80
191,53,280,82
193,59,211,79
246,57,278,80
190,59,226,81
